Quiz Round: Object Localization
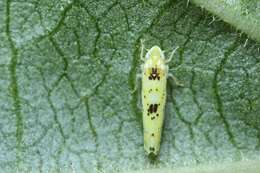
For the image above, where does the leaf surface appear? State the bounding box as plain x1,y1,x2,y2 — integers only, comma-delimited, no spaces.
191,0,260,42
0,0,260,172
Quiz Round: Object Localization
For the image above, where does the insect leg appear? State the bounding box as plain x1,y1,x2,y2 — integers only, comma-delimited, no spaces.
132,73,143,109
168,73,183,87
131,73,142,94
186,0,190,7
165,46,179,64
140,39,146,61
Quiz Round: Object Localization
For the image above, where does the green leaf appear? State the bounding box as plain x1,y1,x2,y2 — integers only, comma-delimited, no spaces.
0,0,260,173
128,160,260,173
191,0,260,42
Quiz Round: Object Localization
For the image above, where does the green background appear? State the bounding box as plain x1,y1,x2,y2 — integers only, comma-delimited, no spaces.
0,0,260,172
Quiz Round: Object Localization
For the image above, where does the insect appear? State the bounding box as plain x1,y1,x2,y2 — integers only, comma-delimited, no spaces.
135,40,181,156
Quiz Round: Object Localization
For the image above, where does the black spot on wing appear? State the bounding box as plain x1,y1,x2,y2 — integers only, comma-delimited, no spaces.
147,104,159,114
153,104,158,112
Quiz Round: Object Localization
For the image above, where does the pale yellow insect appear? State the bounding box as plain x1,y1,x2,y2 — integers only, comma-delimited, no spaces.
137,40,180,156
